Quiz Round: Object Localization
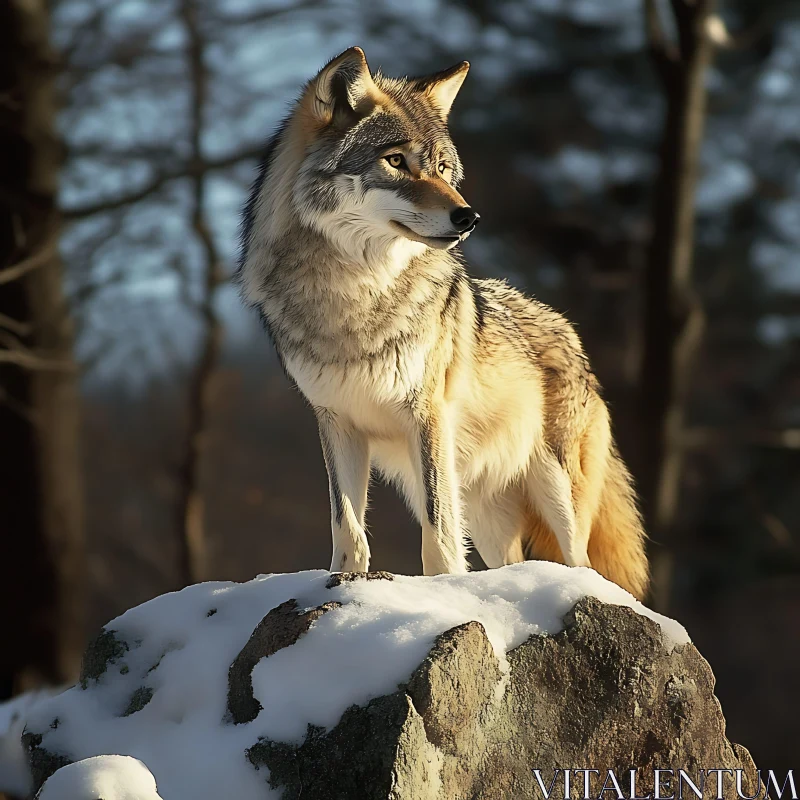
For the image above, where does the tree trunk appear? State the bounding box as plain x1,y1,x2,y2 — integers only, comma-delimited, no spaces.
641,0,717,611
0,0,85,696
174,0,224,587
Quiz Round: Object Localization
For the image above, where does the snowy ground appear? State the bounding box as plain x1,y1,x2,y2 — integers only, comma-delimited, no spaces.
3,562,687,799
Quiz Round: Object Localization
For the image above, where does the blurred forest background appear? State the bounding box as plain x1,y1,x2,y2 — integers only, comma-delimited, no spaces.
2,0,799,775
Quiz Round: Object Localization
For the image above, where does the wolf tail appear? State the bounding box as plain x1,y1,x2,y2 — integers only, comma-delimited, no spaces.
585,449,649,601
523,447,649,601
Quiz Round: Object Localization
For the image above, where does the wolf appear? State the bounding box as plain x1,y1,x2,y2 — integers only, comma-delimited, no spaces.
237,47,649,599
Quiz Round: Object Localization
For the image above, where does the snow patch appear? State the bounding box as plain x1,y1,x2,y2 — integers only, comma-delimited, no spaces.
21,563,687,800
37,755,162,800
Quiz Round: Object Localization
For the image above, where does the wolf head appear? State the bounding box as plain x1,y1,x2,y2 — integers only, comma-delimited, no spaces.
250,47,479,262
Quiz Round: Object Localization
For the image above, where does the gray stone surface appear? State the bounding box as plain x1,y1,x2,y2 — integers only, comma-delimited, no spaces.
325,571,395,589
25,588,759,799
78,629,129,689
228,599,341,725
247,597,758,800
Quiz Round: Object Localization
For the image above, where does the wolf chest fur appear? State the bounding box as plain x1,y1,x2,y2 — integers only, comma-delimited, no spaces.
238,47,649,600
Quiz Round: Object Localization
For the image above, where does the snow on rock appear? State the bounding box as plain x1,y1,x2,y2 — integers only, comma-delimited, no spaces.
22,563,688,800
0,688,63,797
36,755,162,800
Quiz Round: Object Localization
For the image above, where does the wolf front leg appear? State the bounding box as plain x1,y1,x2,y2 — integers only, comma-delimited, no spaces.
409,410,469,575
316,411,371,573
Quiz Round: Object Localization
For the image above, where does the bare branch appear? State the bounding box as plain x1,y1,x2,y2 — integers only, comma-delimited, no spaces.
61,145,265,219
0,239,57,284
63,19,169,82
668,0,694,30
0,312,31,336
0,349,76,371
67,142,178,160
173,0,226,586
205,0,320,27
669,0,718,56
645,0,680,83
705,3,800,50
61,171,178,219
61,0,311,85
59,3,110,66
705,14,735,47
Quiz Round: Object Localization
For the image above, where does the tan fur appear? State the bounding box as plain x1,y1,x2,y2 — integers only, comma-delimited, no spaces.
523,507,566,564
421,61,470,115
586,454,650,600
408,176,468,210
458,283,649,599
239,48,650,601
524,448,650,600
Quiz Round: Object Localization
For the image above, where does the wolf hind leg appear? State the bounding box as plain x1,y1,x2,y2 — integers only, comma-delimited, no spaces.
525,447,591,568
465,487,527,568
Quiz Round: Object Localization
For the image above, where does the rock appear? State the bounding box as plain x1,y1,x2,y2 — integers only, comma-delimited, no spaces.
79,630,129,689
247,694,442,800
227,599,341,724
405,620,502,754
17,565,757,800
325,571,394,589
0,689,61,799
246,597,757,800
121,687,153,718
20,731,70,797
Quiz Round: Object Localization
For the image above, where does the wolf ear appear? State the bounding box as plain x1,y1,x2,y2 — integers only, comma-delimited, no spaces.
415,61,470,118
310,46,378,127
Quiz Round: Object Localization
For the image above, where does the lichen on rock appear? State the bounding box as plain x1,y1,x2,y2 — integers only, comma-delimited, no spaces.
79,629,129,689
122,687,154,718
325,571,394,589
21,731,71,794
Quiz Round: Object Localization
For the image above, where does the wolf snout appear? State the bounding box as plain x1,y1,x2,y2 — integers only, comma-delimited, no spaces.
450,207,480,233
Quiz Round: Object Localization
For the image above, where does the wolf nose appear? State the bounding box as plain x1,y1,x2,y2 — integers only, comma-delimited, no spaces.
450,207,480,232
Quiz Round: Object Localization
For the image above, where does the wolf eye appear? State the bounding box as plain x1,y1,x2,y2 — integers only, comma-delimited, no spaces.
385,154,407,170
438,162,449,175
